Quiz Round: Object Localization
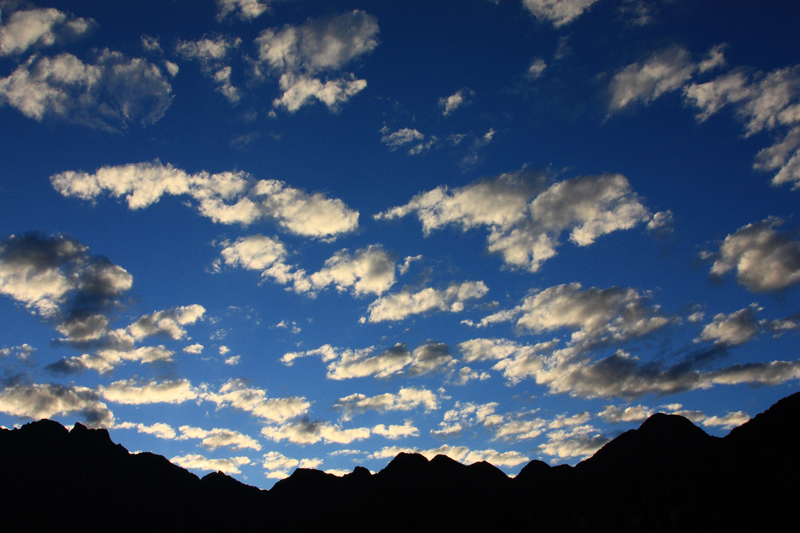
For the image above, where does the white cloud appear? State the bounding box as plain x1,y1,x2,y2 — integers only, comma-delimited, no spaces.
0,5,94,56
368,444,528,467
706,218,800,292
51,162,359,238
176,35,242,103
372,420,419,440
262,451,322,479
254,10,379,112
467,283,672,350
0,382,114,427
527,58,547,79
598,404,653,423
183,343,204,354
608,46,696,112
224,355,241,365
203,378,311,422
522,0,601,27
363,281,488,322
0,50,172,130
127,305,206,341
539,424,608,460
216,0,274,21
333,387,438,420
100,379,198,405
439,88,474,116
170,453,251,474
380,127,437,155
697,305,762,346
283,342,454,380
0,233,132,321
261,419,370,445
115,421,176,439
376,171,653,272
701,411,750,430
432,401,504,439
177,425,261,451
308,246,396,296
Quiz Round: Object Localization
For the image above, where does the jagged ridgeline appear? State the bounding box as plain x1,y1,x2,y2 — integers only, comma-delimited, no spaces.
2,392,799,531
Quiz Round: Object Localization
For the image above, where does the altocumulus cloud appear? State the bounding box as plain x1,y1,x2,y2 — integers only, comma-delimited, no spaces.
50,161,359,239
0,3,94,56
253,10,379,112
377,171,661,272
0,382,114,428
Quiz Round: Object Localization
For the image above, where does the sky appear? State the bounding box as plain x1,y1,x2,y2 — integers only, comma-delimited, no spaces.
1,0,799,488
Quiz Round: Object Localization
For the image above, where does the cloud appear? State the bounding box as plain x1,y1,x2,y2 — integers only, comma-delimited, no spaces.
283,342,455,380
432,401,503,439
704,218,800,292
307,245,396,296
51,161,359,238
522,0,601,27
527,58,547,79
598,404,653,423
177,425,261,451
466,283,673,349
376,171,653,272
202,378,311,423
126,305,206,341
115,421,176,440
183,343,204,354
0,343,35,360
538,424,609,460
253,10,379,112
170,453,251,474
363,281,488,323
368,444,528,467
380,127,437,155
218,234,303,286
99,379,198,405
439,88,474,116
0,50,173,130
608,46,696,112
261,419,370,445
216,0,275,21
372,420,419,440
0,232,132,326
176,35,242,103
0,4,94,56
262,451,322,479
697,305,762,346
701,410,750,430
332,387,438,421
0,382,114,427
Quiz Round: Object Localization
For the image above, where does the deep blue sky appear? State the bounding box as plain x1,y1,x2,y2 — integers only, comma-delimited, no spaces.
1,0,799,487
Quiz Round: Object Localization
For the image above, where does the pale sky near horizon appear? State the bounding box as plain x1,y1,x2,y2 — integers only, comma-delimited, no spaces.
1,0,799,488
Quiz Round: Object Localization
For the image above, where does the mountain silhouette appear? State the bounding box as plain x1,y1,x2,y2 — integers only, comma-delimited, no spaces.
2,391,799,531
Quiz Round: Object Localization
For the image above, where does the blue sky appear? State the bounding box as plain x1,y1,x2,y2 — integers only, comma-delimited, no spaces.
1,0,799,487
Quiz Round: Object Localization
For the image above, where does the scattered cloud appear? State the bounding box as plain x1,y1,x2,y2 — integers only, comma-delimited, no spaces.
170,453,251,474
704,218,800,292
701,410,750,430
332,387,438,421
527,58,547,79
99,379,198,404
697,305,762,346
262,451,322,479
538,424,608,460
283,342,455,380
598,403,653,423
0,382,114,427
363,281,489,323
523,0,602,28
261,419,370,445
0,50,172,131
51,161,359,238
376,171,653,272
216,0,275,22
608,46,697,112
202,378,311,422
115,421,176,440
253,10,379,112
439,88,474,117
372,420,419,440
176,35,242,103
177,425,261,451
0,4,94,56
381,127,437,155
368,444,529,467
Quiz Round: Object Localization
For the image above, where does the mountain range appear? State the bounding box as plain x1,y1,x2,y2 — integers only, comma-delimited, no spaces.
2,391,799,531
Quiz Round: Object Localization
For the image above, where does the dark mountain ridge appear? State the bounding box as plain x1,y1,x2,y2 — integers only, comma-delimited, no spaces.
2,391,799,531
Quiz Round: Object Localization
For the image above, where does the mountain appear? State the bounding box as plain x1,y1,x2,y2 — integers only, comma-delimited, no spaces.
2,392,799,531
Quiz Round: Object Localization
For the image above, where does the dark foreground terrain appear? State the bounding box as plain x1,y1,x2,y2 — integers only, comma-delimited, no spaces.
2,391,799,532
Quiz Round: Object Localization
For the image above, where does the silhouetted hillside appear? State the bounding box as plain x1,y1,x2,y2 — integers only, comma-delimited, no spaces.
2,392,799,531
